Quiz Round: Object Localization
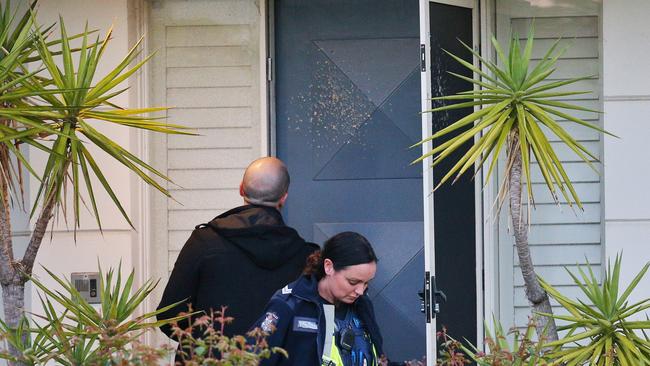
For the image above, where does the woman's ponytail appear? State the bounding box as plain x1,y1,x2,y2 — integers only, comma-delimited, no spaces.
303,250,325,278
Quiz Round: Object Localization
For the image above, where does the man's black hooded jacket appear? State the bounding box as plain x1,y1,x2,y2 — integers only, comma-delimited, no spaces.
156,204,318,338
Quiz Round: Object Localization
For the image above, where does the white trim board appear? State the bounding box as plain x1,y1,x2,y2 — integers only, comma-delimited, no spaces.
260,0,271,156
604,95,650,101
468,0,484,351
126,0,153,344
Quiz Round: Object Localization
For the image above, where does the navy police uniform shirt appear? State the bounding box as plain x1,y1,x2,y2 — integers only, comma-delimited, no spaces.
252,275,384,366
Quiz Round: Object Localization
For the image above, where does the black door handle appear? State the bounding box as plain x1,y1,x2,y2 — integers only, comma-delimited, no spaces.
420,273,447,322
431,275,447,315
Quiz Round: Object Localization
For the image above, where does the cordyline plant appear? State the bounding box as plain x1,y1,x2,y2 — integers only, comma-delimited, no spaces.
0,3,191,364
540,255,650,365
0,264,181,365
413,26,613,341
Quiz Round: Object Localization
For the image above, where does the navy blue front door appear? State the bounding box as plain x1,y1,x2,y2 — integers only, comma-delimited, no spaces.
275,0,475,360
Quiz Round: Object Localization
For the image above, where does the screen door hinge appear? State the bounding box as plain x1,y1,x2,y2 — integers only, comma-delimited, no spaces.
266,57,273,82
420,44,426,72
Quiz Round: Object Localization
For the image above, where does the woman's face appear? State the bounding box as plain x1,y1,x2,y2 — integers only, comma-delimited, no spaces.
324,259,377,304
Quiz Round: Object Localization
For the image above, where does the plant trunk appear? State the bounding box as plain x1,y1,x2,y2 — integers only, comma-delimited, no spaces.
509,137,559,342
0,181,57,365
2,281,27,366
0,144,27,365
22,191,57,276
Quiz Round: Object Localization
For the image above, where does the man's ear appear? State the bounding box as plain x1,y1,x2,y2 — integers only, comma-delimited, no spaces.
239,182,245,197
277,192,289,209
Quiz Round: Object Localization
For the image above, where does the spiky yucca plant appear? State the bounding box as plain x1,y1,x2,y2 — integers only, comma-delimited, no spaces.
0,265,182,365
540,255,650,365
414,27,613,341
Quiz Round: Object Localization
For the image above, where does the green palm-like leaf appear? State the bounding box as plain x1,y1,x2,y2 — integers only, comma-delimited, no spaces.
26,264,189,364
6,19,196,230
415,27,613,210
539,255,650,365
0,5,194,362
0,1,48,207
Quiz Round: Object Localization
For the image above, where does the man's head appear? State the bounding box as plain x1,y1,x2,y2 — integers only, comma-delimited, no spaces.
240,157,290,209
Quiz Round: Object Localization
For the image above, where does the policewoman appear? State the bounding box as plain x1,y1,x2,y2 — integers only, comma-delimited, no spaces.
253,231,386,366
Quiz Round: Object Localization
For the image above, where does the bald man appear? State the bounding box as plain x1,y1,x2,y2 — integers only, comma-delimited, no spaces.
157,157,318,344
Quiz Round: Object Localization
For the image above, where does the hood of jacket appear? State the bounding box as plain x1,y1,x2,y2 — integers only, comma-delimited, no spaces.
206,205,314,270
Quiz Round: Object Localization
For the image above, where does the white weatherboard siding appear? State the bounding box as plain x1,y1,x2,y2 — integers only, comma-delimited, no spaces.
602,0,650,316
147,0,263,345
495,1,603,331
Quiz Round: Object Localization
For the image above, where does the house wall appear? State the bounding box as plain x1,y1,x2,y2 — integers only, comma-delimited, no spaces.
602,0,650,308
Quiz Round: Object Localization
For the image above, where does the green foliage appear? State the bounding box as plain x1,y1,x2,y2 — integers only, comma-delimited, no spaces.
0,266,283,366
0,265,179,365
437,319,550,366
540,255,650,365
470,319,549,366
0,4,196,355
0,317,49,365
438,256,650,366
0,2,194,229
436,326,471,366
20,18,193,229
0,3,195,363
171,306,287,365
414,26,610,209
0,0,45,204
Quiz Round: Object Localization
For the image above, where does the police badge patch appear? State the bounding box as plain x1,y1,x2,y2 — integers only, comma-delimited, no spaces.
261,311,279,332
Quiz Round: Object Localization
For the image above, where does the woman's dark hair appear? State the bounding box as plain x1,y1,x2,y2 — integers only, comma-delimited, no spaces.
304,231,377,279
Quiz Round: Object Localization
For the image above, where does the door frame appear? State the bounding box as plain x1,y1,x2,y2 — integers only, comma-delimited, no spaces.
265,0,495,363
420,1,489,363
478,0,499,353
418,2,436,362
267,0,277,157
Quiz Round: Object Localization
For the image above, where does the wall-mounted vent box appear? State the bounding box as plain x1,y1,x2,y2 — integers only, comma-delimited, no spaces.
71,272,100,304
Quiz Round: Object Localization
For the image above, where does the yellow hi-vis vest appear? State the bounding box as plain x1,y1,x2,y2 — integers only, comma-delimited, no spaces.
322,337,379,366
321,304,378,366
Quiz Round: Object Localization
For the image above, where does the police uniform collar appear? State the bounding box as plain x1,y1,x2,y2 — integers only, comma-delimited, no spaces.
286,275,321,303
